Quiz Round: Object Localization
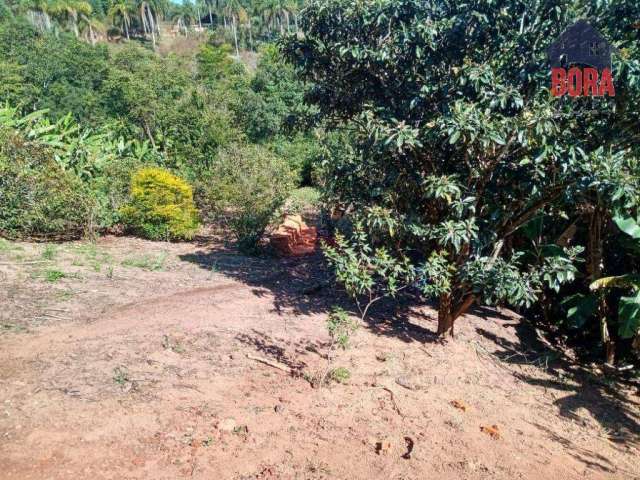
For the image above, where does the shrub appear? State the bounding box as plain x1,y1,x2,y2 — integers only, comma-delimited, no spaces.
285,187,322,215
329,367,351,384
199,144,295,253
0,132,93,239
120,167,200,241
282,0,640,340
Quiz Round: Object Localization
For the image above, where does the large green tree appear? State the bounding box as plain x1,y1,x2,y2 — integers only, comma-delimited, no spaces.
282,0,640,337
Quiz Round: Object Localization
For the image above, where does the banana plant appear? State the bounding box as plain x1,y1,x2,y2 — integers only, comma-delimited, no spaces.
589,213,640,340
562,211,640,365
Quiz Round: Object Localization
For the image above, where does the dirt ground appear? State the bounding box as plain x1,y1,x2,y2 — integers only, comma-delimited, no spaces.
0,235,639,479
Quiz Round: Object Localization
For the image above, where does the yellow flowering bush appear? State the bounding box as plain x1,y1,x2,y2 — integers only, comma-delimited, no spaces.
120,167,199,240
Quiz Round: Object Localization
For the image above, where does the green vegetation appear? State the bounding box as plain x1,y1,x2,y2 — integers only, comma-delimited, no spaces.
0,0,639,371
283,0,640,365
121,252,168,271
41,245,58,260
44,269,66,282
120,167,200,240
318,307,358,387
328,367,350,384
200,143,295,252
0,3,313,243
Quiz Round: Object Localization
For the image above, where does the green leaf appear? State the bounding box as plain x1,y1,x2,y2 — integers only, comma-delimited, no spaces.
613,213,640,240
618,291,640,339
562,294,597,329
449,131,461,144
590,274,640,291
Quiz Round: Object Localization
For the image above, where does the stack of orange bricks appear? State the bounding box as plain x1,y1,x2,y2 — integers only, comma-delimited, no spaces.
270,214,318,256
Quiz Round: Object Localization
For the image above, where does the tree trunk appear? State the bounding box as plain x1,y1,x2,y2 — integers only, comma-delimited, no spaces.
208,6,213,27
72,12,79,37
600,317,615,365
588,204,616,364
147,6,156,47
437,293,454,337
140,5,148,34
232,16,239,57
437,293,475,338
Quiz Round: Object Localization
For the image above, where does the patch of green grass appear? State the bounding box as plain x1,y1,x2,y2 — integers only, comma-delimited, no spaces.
329,367,351,384
286,187,322,214
41,244,58,260
0,238,24,254
73,242,99,258
44,269,66,282
72,242,113,272
122,252,168,271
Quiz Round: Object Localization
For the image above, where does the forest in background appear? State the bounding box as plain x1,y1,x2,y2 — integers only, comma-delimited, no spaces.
0,0,639,378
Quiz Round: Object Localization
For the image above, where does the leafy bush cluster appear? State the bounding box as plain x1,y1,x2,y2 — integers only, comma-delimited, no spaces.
199,144,295,252
283,0,640,365
120,168,200,241
0,130,93,239
0,18,314,245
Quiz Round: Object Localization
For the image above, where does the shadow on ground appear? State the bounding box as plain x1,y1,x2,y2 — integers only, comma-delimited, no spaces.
475,323,640,446
179,246,437,345
179,242,640,445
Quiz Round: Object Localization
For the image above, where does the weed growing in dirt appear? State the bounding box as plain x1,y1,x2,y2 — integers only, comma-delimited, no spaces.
1,323,27,333
162,334,185,354
315,307,358,387
326,307,358,349
0,238,12,253
44,270,66,282
72,243,113,272
113,366,130,386
41,245,57,260
122,252,167,271
329,367,351,384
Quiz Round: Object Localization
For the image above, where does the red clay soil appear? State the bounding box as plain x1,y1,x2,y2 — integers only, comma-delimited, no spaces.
0,236,639,479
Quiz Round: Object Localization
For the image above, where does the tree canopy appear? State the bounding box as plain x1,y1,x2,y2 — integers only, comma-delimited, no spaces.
283,0,640,338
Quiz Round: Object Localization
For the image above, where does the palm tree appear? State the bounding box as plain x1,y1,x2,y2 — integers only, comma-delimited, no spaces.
48,0,93,37
170,1,196,35
22,0,55,32
79,13,104,44
108,0,133,39
223,0,244,57
135,0,157,47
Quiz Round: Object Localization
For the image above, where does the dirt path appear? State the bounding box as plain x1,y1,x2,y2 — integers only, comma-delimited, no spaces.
0,237,638,479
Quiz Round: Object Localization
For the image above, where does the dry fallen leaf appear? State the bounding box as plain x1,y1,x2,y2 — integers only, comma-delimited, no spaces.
450,400,468,412
480,424,501,440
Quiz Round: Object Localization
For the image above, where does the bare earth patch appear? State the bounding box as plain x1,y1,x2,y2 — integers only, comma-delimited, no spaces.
0,236,638,479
